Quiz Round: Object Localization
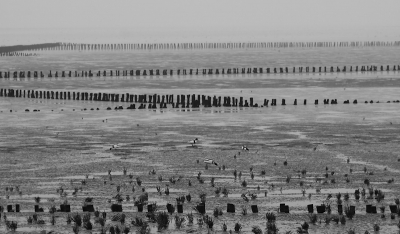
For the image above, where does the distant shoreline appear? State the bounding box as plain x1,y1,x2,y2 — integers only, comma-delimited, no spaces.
0,43,61,53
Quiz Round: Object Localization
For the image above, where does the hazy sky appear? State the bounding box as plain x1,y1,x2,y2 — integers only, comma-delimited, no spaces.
1,0,399,44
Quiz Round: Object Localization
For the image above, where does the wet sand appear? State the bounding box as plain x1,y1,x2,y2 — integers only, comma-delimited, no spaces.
1,98,400,233
0,49,400,233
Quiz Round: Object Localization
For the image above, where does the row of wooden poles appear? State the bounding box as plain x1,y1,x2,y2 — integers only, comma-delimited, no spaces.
1,65,399,78
1,88,261,108
2,88,397,110
28,41,400,51
0,52,37,57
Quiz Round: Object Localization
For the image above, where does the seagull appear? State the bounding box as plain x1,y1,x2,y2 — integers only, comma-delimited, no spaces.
188,138,198,147
242,145,249,151
110,144,120,150
204,159,218,166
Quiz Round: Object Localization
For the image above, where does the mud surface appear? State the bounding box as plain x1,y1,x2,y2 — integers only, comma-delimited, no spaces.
0,48,400,233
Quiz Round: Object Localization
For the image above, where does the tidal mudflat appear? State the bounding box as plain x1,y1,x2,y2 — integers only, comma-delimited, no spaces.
1,48,400,234
1,95,400,233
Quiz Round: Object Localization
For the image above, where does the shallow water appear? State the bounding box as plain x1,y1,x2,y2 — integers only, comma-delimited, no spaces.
1,47,400,71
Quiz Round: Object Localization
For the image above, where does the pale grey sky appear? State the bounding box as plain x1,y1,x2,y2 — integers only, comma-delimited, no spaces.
1,0,399,45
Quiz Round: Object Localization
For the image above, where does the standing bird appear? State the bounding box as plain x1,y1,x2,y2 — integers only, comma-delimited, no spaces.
283,158,288,166
188,138,198,147
204,159,218,166
242,145,249,151
110,144,120,150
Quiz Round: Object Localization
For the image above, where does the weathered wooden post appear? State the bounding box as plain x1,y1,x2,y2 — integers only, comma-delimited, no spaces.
227,204,235,213
182,95,186,107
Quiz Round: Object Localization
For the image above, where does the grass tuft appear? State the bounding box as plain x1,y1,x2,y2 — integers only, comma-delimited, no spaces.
266,212,276,223
308,213,317,224
6,221,18,231
174,215,185,229
155,212,169,231
252,226,263,234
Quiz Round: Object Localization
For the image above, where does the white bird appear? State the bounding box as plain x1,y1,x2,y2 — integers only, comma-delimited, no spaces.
204,159,218,166
242,145,249,151
110,144,120,150
188,138,198,147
